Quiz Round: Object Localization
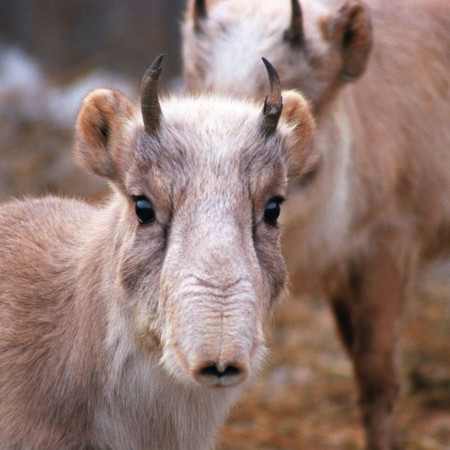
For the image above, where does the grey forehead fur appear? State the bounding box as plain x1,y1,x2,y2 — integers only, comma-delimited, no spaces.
125,95,288,199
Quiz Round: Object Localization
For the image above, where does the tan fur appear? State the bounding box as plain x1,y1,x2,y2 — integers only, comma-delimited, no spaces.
182,0,450,448
0,81,314,448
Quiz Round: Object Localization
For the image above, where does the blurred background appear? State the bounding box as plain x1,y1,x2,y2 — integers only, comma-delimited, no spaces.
0,0,184,200
0,1,449,448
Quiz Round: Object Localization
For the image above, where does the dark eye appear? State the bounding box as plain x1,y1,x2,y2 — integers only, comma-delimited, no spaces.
134,196,156,225
264,197,284,226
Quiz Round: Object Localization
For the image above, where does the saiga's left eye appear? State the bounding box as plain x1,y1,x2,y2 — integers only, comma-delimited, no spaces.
264,197,284,226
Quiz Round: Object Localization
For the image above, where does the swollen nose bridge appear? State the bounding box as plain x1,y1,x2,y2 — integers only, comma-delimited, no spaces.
170,212,259,386
199,220,248,270
189,278,257,384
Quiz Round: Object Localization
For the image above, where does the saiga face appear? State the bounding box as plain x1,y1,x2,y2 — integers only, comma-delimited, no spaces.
183,0,372,112
75,56,315,388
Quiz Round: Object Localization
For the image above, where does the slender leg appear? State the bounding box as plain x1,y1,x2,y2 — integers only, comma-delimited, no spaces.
351,230,418,450
329,229,418,449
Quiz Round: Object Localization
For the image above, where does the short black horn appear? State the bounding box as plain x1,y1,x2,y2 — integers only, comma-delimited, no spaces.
194,0,207,31
284,0,304,45
141,54,164,135
261,58,283,137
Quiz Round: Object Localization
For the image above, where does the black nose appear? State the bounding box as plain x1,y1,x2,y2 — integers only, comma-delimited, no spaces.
194,361,247,387
199,364,241,378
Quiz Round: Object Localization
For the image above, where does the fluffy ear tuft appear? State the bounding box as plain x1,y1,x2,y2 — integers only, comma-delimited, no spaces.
281,90,318,179
74,89,136,181
327,1,372,81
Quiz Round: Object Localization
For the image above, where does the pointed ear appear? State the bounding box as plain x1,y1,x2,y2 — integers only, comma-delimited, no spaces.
74,89,136,181
327,1,372,81
280,90,318,179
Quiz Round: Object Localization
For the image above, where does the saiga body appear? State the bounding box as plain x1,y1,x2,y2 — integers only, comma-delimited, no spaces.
183,0,450,448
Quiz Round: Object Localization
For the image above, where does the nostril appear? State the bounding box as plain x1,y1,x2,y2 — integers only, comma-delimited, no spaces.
194,361,247,387
200,364,241,379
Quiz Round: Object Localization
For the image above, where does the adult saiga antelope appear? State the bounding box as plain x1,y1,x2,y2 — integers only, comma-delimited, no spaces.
182,0,450,448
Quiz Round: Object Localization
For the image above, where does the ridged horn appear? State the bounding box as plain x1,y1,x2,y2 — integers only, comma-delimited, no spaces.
141,54,164,135
194,0,207,31
261,58,283,137
283,0,304,45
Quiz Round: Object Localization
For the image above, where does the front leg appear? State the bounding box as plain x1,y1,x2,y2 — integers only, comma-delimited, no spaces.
351,229,418,450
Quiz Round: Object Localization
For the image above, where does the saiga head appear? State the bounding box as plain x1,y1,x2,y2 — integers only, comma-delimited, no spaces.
183,0,372,112
75,55,315,388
